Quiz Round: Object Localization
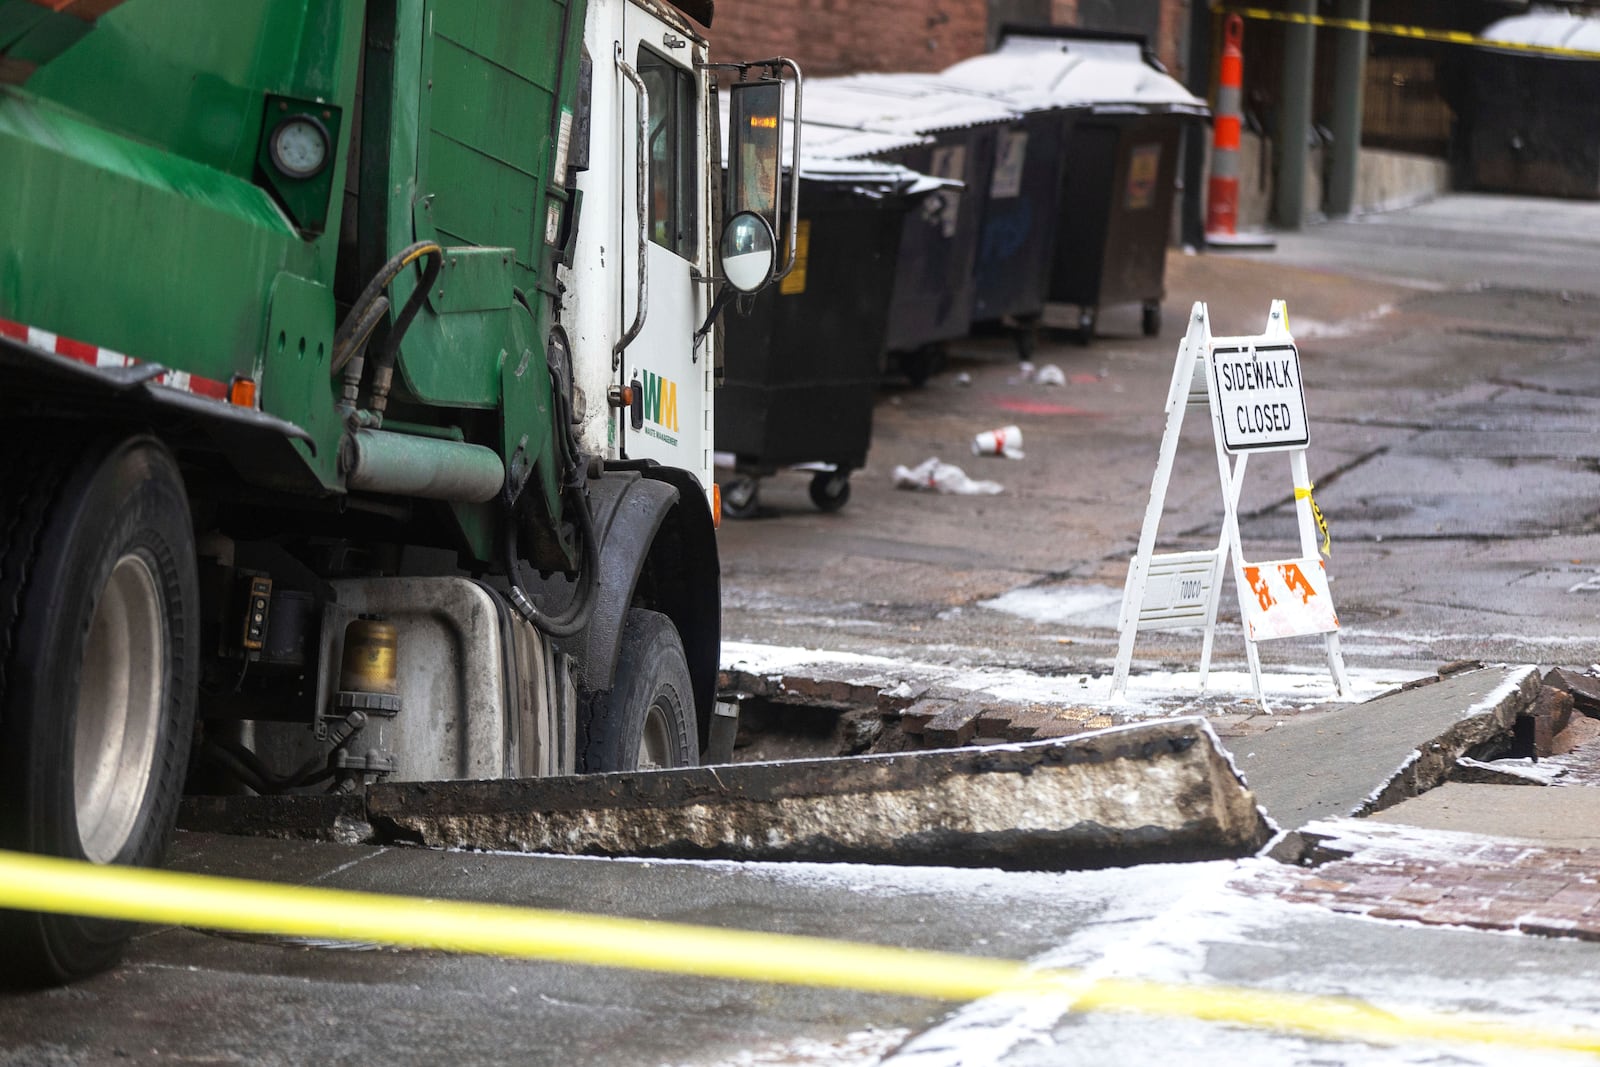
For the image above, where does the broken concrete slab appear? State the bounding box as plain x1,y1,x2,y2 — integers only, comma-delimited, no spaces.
179,794,373,844
1450,756,1564,786
1227,665,1539,833
1367,783,1600,850
367,719,1273,870
1545,666,1600,719
1526,684,1576,756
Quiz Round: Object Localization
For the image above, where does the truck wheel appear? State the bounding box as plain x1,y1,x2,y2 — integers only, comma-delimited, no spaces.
578,609,699,773
0,436,199,987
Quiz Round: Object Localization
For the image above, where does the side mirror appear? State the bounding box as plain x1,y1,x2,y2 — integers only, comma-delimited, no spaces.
726,79,783,226
709,58,802,298
719,211,776,293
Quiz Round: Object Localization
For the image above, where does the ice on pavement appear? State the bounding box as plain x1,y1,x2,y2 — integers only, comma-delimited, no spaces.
664,851,1600,1066
875,856,1600,1067
721,640,1421,715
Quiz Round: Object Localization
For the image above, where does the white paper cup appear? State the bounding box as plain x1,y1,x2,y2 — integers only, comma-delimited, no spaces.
972,425,1023,457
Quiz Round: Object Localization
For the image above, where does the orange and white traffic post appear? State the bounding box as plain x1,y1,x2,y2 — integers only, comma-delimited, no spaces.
1205,15,1274,249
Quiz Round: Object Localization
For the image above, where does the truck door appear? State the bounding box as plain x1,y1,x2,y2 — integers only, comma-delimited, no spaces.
616,12,712,492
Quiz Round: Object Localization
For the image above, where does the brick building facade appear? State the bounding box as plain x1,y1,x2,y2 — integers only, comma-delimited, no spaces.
707,0,1191,83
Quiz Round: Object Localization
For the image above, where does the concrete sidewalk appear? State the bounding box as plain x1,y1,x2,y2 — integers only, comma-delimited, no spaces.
1219,662,1600,948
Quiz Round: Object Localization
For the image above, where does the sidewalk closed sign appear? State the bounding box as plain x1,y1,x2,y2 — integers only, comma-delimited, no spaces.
1113,302,1348,710
1208,342,1309,453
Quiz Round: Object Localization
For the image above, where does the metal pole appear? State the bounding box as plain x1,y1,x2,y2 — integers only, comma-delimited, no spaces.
1274,0,1316,229
1326,0,1370,217
1179,1,1215,248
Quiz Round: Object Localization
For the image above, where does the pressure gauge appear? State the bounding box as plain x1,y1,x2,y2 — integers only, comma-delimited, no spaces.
268,115,330,180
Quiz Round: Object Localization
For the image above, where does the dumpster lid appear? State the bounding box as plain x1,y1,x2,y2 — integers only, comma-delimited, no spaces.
1479,11,1600,56
804,72,1024,138
794,150,960,198
793,116,932,160
942,31,1209,117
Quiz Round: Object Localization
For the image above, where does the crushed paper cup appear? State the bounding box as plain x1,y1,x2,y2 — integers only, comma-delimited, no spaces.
971,424,1024,459
1035,363,1066,387
892,457,1004,496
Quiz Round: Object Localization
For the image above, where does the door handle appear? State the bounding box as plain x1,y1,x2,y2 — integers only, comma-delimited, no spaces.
614,48,649,365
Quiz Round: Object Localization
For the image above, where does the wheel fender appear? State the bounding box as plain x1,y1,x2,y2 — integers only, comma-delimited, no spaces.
558,464,721,751
634,464,720,745
559,471,678,694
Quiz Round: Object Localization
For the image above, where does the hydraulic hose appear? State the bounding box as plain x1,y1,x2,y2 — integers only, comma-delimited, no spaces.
330,241,444,390
504,481,600,639
200,739,336,796
503,357,601,639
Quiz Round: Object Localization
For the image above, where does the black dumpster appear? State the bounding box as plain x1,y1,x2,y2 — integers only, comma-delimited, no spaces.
1448,13,1600,200
965,106,1072,353
804,75,1021,383
946,29,1207,344
716,157,941,518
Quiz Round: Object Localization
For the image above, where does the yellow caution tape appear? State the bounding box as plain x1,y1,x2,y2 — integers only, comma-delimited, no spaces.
1295,483,1331,557
4,849,1600,1054
1213,4,1600,61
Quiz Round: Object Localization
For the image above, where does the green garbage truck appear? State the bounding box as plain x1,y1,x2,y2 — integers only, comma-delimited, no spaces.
0,0,798,984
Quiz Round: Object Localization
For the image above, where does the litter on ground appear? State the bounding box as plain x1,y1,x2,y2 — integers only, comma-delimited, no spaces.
893,457,1005,495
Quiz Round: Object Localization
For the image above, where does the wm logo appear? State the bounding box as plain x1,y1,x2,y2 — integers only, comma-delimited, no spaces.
640,370,679,433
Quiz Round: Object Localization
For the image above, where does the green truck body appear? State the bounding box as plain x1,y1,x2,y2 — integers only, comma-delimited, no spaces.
0,0,791,987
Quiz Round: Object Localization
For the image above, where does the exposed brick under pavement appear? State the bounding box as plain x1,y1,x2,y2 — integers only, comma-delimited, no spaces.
1240,817,1600,943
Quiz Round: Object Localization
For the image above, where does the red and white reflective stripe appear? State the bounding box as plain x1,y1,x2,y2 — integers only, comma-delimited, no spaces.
0,315,233,402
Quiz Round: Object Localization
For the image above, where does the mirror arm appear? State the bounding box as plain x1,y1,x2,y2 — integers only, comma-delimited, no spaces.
769,58,803,284
613,50,650,367
691,283,738,351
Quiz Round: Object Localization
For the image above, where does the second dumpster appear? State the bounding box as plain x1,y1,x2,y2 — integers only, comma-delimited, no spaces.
1447,11,1600,200
804,74,1022,383
944,29,1208,344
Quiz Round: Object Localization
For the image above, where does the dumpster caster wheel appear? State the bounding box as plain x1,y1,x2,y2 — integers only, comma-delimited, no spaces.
900,345,942,388
1011,319,1039,362
722,476,760,520
808,471,851,513
1142,302,1162,337
1075,309,1096,346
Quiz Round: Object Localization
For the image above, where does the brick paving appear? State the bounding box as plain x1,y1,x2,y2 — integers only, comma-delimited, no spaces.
1239,817,1600,942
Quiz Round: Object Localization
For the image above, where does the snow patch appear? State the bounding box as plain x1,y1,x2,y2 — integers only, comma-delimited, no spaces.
721,641,1422,716
978,584,1125,628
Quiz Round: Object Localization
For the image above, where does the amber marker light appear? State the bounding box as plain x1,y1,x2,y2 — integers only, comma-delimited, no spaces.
229,377,258,408
712,484,722,529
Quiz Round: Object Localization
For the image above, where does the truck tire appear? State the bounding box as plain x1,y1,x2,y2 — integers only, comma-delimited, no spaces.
578,608,699,773
0,435,199,987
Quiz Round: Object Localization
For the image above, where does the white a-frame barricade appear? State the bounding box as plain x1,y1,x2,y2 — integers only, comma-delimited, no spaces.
1110,301,1349,709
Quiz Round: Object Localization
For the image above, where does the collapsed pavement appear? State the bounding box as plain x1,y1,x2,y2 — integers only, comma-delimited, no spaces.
186,719,1275,870
181,660,1600,909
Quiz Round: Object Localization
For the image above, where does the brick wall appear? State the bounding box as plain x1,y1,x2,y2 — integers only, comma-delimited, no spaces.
706,0,990,77
706,0,1187,80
